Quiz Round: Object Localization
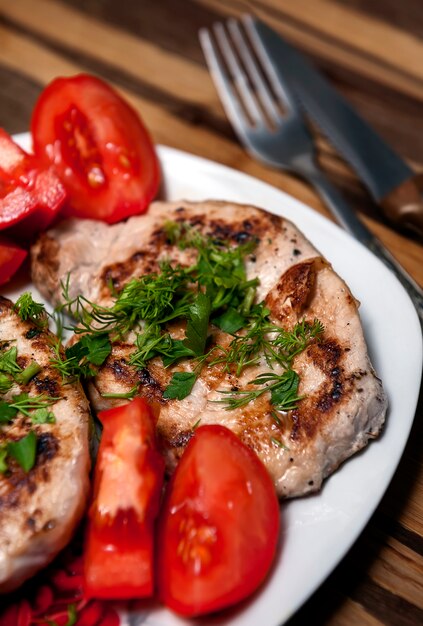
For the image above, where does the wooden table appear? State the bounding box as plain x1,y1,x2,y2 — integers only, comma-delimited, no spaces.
0,1,421,624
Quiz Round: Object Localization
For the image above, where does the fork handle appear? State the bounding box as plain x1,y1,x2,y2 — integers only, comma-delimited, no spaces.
307,170,423,325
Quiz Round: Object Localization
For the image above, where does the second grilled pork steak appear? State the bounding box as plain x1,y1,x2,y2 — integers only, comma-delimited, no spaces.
0,297,91,592
31,200,387,497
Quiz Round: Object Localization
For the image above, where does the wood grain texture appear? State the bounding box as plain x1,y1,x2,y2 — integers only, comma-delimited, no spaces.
0,0,421,624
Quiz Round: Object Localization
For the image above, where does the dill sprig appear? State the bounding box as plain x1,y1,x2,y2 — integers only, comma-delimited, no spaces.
218,369,302,411
14,292,48,328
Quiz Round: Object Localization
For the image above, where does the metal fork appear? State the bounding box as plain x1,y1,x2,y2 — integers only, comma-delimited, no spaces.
199,16,423,324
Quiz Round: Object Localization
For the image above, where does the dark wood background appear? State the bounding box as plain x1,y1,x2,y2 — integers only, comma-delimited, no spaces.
0,1,421,624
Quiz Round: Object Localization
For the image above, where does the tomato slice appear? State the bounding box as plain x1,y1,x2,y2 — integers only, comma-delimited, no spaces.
0,236,27,285
31,74,160,224
84,397,164,600
157,425,280,617
0,128,66,234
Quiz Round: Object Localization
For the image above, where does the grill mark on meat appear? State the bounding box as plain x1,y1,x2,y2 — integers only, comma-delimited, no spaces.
137,368,164,403
291,339,347,441
100,250,160,293
33,375,60,396
266,259,316,323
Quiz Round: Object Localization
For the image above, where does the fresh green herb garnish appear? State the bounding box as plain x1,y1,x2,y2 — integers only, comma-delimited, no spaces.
0,445,8,473
16,361,42,385
212,307,246,334
183,292,211,356
219,369,302,411
64,603,78,626
7,430,37,472
14,292,48,328
163,371,198,400
31,407,56,424
0,346,22,376
270,436,289,450
0,393,58,418
101,386,139,400
0,345,41,387
0,373,13,394
52,333,111,379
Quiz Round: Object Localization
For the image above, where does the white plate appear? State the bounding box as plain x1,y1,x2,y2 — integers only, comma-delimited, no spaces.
9,134,423,626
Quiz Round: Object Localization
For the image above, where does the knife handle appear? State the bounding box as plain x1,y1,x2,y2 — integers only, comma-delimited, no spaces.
306,169,423,326
381,177,423,239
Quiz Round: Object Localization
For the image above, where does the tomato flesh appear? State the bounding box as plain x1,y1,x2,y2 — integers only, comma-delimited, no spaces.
31,74,160,223
84,397,164,599
0,236,27,285
157,425,280,617
0,128,66,234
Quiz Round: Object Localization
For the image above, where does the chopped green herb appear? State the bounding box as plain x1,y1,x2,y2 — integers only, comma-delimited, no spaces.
219,368,302,412
183,292,211,356
213,307,246,334
0,346,22,376
101,386,139,400
16,361,42,386
53,333,111,379
160,339,195,368
1,393,58,418
0,402,18,422
7,431,37,472
0,445,8,473
163,371,197,400
14,292,48,327
270,436,289,450
31,407,56,424
0,373,13,394
65,603,78,626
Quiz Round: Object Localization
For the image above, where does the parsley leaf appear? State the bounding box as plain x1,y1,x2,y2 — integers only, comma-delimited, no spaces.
7,431,37,472
183,292,211,356
212,308,246,334
161,339,195,367
163,372,197,400
0,402,18,422
31,407,56,424
0,373,13,394
0,347,21,376
63,333,111,377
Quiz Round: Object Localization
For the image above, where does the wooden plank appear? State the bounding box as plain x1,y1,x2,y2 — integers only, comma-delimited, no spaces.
368,537,423,609
0,0,220,107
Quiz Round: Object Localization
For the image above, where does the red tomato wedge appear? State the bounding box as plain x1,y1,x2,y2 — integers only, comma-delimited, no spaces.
157,425,280,617
0,236,27,285
31,74,160,223
0,128,66,234
84,397,164,600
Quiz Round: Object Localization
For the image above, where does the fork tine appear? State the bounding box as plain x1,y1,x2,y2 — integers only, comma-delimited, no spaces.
241,14,297,112
199,27,253,134
227,18,280,126
212,23,265,127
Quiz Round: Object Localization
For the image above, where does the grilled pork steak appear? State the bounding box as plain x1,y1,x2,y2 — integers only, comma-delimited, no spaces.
0,297,90,592
31,200,387,498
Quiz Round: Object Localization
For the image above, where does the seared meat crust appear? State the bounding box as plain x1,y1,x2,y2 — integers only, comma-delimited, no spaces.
31,200,387,498
0,297,90,592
